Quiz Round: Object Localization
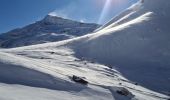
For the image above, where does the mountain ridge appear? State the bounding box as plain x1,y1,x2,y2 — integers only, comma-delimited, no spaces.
0,15,100,48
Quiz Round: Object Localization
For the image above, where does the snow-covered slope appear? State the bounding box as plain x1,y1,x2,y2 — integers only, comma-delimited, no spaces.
0,0,170,99
0,15,99,48
0,47,169,100
69,0,170,94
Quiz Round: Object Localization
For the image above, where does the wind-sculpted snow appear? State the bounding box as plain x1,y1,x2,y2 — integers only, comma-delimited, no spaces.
0,52,88,92
0,48,169,100
70,0,170,94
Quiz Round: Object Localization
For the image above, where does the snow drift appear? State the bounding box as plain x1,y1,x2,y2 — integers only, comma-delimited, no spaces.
68,0,170,93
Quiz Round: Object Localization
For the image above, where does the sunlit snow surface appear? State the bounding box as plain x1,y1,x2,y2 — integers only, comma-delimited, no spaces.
0,47,168,100
0,0,170,100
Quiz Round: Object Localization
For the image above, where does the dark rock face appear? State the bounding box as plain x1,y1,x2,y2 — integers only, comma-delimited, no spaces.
72,75,88,85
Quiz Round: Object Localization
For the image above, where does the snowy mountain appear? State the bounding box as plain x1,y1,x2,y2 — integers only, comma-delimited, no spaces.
69,0,170,94
0,0,170,100
0,15,99,48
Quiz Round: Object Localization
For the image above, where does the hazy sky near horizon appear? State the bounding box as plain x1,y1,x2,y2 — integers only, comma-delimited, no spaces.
0,0,138,33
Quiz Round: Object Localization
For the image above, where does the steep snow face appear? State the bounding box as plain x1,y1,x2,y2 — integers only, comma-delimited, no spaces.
71,0,170,93
100,0,170,30
0,15,99,48
97,0,144,31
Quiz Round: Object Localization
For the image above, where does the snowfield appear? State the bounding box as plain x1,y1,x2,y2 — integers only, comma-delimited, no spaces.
0,48,169,100
0,0,170,100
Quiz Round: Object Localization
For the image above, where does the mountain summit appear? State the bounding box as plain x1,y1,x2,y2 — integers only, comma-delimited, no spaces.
0,15,99,48
42,15,71,24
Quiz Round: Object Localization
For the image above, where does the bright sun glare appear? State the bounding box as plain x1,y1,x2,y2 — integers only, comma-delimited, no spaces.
98,0,112,24
98,0,128,24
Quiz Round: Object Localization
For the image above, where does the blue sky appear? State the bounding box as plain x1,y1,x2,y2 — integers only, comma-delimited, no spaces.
0,0,138,33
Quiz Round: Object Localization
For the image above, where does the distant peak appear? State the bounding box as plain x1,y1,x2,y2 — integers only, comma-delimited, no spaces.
42,15,66,24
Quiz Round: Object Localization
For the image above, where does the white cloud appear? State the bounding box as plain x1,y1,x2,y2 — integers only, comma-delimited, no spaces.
48,12,57,16
48,10,68,19
48,2,77,19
